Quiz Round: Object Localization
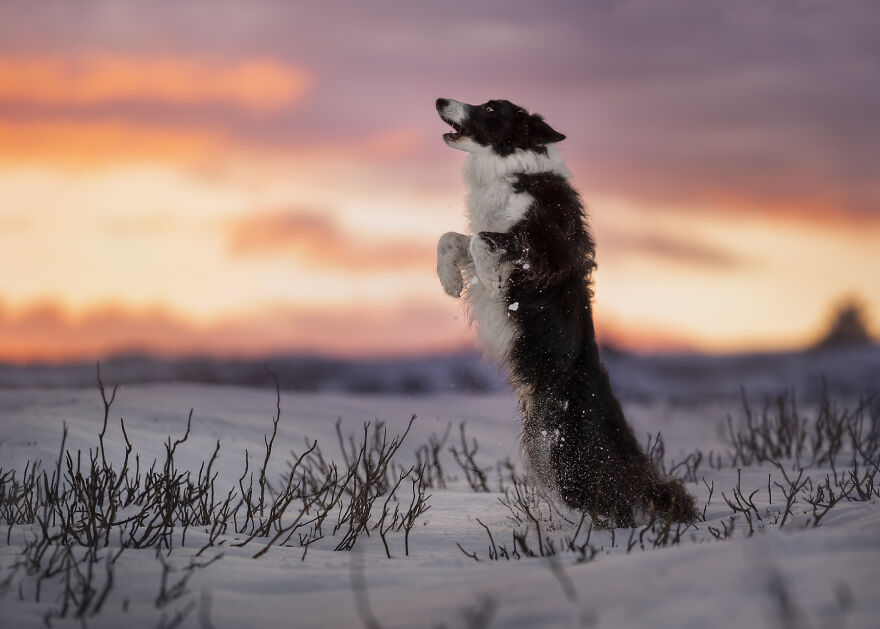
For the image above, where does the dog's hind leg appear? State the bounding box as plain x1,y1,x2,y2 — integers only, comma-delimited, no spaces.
437,231,471,298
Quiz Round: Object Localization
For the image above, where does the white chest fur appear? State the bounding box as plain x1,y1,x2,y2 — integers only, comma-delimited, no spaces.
462,146,570,234
459,147,570,361
466,179,533,234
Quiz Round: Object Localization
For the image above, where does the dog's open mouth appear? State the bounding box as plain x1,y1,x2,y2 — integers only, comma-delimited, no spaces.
441,116,465,141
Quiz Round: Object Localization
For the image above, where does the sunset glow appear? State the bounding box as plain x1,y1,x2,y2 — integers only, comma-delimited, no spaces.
1,1,878,362
0,56,309,111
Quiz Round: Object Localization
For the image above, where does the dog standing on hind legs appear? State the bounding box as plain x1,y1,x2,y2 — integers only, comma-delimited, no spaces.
435,97,696,526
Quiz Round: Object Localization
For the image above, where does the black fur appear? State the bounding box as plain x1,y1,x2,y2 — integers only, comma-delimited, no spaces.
437,98,697,525
488,172,695,525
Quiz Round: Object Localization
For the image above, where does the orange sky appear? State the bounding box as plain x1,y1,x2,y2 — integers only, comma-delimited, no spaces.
0,1,878,362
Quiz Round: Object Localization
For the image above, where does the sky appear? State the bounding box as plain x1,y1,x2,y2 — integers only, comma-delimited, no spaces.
0,0,878,361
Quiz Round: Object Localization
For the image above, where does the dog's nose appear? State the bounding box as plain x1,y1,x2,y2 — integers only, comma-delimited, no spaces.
436,98,449,111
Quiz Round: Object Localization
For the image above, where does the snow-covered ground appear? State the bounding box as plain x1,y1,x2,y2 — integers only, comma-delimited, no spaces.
1,379,878,628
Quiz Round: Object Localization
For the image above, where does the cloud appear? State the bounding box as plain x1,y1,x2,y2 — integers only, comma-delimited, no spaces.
0,118,423,169
0,0,878,361
226,210,433,270
0,119,226,165
2,3,877,224
602,232,746,269
0,55,309,113
0,298,471,362
0,214,31,232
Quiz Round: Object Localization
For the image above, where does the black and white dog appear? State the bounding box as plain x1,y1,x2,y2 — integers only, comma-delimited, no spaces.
436,98,696,525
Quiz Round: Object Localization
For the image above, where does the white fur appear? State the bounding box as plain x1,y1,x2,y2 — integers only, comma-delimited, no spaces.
459,145,571,361
444,135,481,152
463,144,571,190
439,99,469,124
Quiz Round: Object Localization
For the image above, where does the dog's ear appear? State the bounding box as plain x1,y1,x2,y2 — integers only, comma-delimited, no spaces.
528,114,566,145
513,108,531,143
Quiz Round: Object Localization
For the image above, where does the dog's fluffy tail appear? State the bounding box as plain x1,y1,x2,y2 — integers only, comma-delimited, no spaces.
649,476,698,523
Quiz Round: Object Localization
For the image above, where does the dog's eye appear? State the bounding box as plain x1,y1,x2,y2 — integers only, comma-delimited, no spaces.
484,106,494,113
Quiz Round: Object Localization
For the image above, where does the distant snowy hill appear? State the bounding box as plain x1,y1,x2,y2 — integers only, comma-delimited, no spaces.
1,345,877,399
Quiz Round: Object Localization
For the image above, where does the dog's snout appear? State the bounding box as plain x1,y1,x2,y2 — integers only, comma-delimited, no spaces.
436,98,449,111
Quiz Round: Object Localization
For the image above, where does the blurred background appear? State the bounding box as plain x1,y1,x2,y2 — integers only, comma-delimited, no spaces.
0,0,877,390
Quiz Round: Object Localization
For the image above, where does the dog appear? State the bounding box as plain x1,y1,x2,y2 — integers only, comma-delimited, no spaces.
435,98,696,525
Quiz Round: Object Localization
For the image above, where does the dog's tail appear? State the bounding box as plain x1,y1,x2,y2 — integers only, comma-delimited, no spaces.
649,476,698,523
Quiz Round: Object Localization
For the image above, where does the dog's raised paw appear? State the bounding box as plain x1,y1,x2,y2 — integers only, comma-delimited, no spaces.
438,265,464,297
470,236,509,297
479,233,502,252
477,231,511,253
437,231,471,298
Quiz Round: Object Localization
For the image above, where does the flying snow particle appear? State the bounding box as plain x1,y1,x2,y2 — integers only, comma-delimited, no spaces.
470,277,479,285
508,302,519,311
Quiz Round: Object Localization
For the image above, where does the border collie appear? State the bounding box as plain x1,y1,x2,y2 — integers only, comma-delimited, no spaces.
435,97,696,525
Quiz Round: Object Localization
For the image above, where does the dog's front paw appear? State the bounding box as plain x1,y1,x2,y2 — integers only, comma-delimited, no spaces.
478,233,503,253
476,231,513,254
438,261,464,297
470,235,508,297
438,232,471,259
437,232,470,298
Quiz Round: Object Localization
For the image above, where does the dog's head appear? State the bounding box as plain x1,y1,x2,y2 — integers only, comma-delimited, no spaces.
436,98,565,156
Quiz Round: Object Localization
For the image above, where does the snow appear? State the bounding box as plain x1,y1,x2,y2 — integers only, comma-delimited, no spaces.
509,302,520,311
1,375,879,628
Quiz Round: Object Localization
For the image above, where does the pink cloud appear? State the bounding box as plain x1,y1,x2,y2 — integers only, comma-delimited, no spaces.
226,210,433,270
